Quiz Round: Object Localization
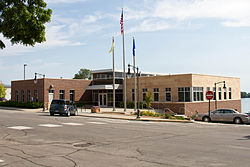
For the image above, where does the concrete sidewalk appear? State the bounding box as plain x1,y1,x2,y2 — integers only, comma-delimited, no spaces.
77,108,193,123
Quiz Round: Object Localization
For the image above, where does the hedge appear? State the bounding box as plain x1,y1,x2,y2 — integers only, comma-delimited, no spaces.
0,101,43,109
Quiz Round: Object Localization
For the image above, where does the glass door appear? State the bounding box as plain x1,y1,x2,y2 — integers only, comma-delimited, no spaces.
99,93,107,107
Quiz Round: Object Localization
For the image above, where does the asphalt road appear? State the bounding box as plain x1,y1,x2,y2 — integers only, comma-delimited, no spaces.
0,108,250,167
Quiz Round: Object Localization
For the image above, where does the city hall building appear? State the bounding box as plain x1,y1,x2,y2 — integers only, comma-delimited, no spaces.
11,69,241,116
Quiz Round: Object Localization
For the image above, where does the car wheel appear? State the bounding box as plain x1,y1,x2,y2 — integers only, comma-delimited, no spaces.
202,116,211,122
67,111,70,117
234,117,242,124
50,112,54,116
74,110,78,116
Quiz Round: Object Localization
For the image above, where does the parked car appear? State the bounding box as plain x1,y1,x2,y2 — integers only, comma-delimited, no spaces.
194,109,249,124
0,98,8,102
49,99,78,116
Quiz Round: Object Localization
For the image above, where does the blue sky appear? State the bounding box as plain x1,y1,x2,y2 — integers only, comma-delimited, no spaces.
0,0,250,92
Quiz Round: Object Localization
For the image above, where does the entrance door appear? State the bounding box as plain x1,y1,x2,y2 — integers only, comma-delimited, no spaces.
99,93,107,107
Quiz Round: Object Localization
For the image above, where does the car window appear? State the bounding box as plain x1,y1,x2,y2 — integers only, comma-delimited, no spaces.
52,100,65,104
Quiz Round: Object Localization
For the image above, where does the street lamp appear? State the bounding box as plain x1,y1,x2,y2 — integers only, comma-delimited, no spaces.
34,72,46,111
24,64,27,80
214,81,226,110
128,64,140,119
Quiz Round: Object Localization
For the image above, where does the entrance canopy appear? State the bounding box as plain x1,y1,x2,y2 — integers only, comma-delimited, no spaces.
86,84,123,90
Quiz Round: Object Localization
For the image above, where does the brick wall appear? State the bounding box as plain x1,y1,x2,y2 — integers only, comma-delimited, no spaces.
11,78,91,109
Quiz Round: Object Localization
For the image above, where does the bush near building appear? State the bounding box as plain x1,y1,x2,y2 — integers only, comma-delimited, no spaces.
0,101,43,108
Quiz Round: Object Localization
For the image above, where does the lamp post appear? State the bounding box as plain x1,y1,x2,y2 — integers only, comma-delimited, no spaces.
24,64,27,80
214,81,226,110
34,72,46,111
128,64,140,119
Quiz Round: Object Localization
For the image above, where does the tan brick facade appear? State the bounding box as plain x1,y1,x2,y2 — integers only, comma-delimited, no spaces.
11,78,91,109
127,74,241,116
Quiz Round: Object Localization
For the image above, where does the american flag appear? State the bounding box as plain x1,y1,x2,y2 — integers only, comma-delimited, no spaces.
120,10,124,34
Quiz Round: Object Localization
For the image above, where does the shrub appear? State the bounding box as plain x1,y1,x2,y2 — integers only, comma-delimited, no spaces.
75,102,85,107
0,101,43,108
127,101,134,109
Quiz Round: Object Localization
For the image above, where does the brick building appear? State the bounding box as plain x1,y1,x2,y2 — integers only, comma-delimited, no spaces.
11,70,241,117
126,74,241,117
11,78,91,109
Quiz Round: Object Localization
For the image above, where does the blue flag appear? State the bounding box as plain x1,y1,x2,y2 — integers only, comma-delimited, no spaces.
133,38,135,57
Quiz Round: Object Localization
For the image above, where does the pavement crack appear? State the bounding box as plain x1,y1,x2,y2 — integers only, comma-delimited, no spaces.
5,153,51,167
63,156,77,167
136,148,144,156
126,155,184,167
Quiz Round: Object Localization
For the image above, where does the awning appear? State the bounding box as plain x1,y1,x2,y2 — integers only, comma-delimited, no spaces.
85,84,123,90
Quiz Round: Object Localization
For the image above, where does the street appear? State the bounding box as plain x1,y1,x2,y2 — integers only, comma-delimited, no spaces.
0,108,250,167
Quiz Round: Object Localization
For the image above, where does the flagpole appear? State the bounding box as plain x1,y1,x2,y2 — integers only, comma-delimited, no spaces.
112,37,116,111
133,37,137,112
121,8,127,112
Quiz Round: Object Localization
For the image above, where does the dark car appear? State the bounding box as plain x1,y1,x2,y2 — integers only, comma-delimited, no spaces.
49,99,78,116
194,109,249,124
0,98,8,102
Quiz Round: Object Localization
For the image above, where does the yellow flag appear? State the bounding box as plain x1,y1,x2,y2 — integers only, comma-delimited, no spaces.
109,40,114,54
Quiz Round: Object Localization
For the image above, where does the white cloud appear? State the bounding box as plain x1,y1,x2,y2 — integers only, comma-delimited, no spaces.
123,0,250,33
153,0,250,26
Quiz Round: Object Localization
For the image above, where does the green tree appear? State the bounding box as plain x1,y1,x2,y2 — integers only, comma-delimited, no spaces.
0,0,52,49
0,83,6,98
73,69,92,80
241,92,248,98
144,92,153,110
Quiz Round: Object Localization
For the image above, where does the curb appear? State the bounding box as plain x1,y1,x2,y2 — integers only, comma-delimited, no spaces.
78,113,193,123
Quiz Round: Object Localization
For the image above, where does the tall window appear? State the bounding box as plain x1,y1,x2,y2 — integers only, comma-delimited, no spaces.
132,89,135,101
178,87,191,102
15,90,19,102
153,88,159,102
229,87,232,99
21,90,25,102
142,88,147,101
218,87,222,100
27,90,31,102
193,87,204,101
59,90,65,100
34,90,38,102
165,88,171,102
213,87,216,100
224,87,227,100
206,87,210,92
70,90,75,102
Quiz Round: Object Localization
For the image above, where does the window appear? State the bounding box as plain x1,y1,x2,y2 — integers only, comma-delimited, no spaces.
206,87,210,91
27,90,31,102
218,87,222,100
213,87,216,100
132,89,135,101
165,88,171,102
142,88,147,101
59,90,65,100
178,87,191,102
229,87,232,99
70,90,75,102
15,90,19,102
21,90,25,102
193,87,204,101
224,87,227,100
34,90,38,102
153,88,159,102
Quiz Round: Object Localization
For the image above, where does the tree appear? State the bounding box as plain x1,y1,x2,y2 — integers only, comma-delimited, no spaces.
0,0,52,49
144,92,153,110
0,83,6,98
73,69,92,80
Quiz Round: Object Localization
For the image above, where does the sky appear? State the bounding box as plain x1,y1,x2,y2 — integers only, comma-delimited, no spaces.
0,0,250,92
